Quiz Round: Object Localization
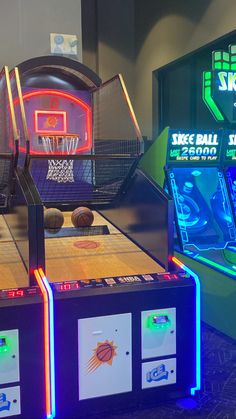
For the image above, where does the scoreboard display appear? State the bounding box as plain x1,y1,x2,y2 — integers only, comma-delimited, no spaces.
167,129,223,164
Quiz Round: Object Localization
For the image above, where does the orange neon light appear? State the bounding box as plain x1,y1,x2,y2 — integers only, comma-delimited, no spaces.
171,256,184,268
34,269,51,417
118,74,142,142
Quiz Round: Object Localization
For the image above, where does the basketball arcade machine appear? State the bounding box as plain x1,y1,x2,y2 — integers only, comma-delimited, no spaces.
0,66,54,419
12,56,200,418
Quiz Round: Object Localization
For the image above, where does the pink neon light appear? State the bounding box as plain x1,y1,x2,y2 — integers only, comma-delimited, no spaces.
13,89,92,155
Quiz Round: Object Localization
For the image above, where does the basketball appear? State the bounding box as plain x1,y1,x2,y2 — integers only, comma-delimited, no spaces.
71,207,94,228
96,342,114,362
44,208,64,229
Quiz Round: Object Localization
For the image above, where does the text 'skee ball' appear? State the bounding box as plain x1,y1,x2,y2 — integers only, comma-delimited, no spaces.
44,208,64,229
71,207,94,228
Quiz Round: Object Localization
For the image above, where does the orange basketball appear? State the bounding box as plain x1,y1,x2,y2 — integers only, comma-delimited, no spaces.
44,208,64,229
96,343,114,362
71,207,94,228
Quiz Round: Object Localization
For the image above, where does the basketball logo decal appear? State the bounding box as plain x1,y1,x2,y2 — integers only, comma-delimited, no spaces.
87,340,117,373
44,115,58,128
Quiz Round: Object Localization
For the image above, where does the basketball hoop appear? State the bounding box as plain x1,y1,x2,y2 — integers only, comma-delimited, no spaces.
41,135,79,183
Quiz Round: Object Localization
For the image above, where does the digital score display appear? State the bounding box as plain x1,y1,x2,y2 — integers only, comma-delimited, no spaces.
0,287,39,300
167,130,222,165
54,282,80,292
222,131,236,162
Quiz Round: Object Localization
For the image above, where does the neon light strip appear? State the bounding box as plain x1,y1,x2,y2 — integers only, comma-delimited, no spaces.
34,269,55,418
4,66,18,140
196,255,236,277
202,72,224,121
38,268,56,419
119,74,142,141
14,67,30,142
172,256,201,396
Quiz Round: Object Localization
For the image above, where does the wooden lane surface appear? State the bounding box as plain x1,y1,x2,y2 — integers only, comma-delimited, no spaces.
0,241,28,289
62,211,121,234
0,215,13,242
45,211,164,282
0,215,28,289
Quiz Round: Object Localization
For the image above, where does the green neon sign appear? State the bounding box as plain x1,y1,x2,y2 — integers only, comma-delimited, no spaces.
202,44,236,123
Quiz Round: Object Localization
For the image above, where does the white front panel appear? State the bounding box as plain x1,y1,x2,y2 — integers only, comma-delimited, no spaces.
0,386,21,417
142,358,176,389
78,313,132,400
141,308,176,359
0,330,20,385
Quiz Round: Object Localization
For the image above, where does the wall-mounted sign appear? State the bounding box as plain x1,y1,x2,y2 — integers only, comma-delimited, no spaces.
50,33,79,56
203,45,236,123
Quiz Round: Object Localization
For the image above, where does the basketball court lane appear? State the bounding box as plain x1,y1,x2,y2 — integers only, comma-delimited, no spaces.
0,215,28,289
45,211,165,283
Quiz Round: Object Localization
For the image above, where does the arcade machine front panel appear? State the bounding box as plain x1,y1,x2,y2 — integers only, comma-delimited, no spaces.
52,271,196,418
0,286,45,419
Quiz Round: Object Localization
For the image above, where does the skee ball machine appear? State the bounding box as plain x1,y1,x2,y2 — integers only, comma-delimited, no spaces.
11,56,200,418
223,130,236,225
0,66,53,419
139,127,236,339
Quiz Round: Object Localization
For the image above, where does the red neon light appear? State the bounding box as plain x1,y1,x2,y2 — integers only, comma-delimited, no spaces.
34,268,52,418
13,89,92,155
34,110,67,135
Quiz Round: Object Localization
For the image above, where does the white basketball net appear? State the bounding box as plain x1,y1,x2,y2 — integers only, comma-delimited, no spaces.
42,136,79,183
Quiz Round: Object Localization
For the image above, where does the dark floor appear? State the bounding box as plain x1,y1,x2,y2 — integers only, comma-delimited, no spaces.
96,323,236,419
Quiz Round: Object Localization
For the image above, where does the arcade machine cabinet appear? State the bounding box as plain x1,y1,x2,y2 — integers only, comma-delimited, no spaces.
139,127,236,340
9,57,200,417
0,67,53,419
223,130,236,230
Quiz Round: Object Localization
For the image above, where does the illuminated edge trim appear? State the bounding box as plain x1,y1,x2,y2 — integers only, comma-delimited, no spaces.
196,254,236,277
172,256,201,396
202,71,224,121
14,67,30,142
5,66,18,141
34,268,55,419
118,74,143,141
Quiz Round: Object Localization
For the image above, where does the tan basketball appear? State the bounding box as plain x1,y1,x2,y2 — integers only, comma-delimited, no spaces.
71,207,94,228
44,208,64,229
